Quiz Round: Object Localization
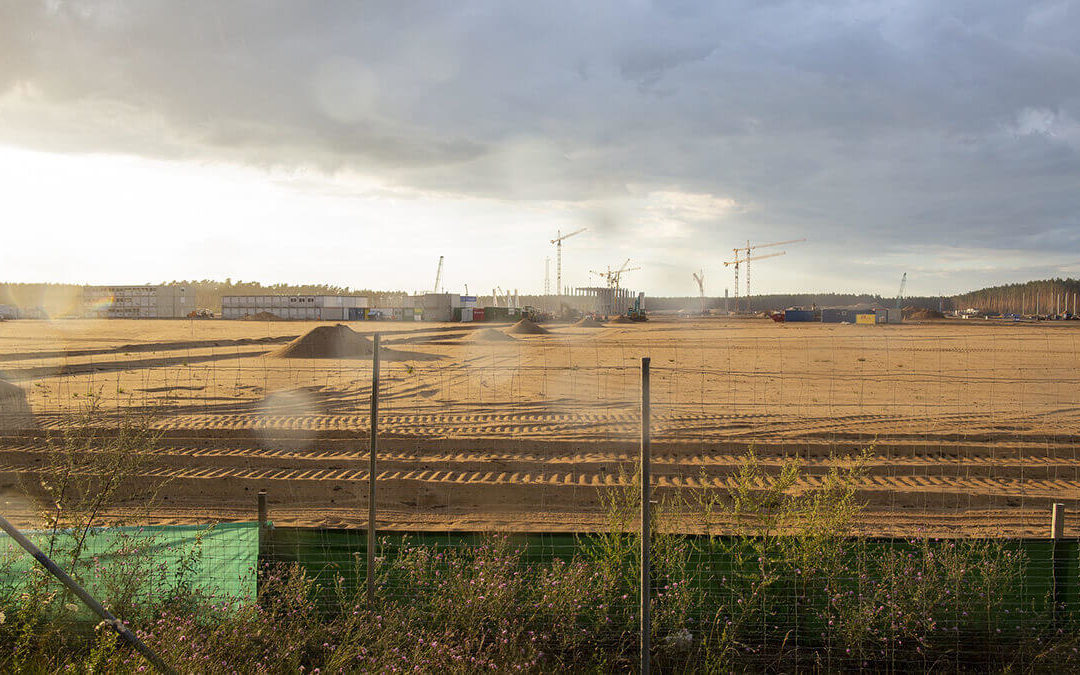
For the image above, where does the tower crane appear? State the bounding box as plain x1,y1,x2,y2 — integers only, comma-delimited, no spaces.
731,238,806,304
692,270,706,316
590,259,641,316
723,251,786,313
590,259,641,289
550,227,586,297
433,255,444,294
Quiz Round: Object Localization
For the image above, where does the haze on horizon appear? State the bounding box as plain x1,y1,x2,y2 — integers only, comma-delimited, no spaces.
1,1,1079,298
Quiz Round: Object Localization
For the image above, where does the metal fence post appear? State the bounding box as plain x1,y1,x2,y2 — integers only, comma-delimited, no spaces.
1052,503,1066,621
367,333,381,606
640,356,651,675
256,489,268,599
0,515,175,675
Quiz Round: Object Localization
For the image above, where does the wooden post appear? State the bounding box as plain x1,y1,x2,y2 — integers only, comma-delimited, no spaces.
640,356,651,675
257,489,267,531
367,333,380,606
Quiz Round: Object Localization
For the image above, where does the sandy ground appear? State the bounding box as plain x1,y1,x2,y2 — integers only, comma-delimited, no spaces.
2,316,1079,536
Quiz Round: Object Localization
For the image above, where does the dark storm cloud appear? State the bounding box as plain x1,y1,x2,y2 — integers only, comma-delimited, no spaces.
2,0,1079,260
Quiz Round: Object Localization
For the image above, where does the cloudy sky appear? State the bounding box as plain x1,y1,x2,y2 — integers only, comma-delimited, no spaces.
2,1,1079,297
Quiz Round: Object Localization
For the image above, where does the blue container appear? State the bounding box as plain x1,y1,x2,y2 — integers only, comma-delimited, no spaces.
784,309,816,322
822,308,859,323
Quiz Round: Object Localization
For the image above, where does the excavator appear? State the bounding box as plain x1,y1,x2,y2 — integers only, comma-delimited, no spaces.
626,292,648,322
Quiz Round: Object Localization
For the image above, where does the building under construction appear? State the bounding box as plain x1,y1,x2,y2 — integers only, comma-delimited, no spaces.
567,287,641,317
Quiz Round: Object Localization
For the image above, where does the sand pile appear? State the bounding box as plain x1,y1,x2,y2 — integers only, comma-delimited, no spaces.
507,319,550,335
0,379,34,431
903,306,945,320
243,311,284,321
468,328,516,342
573,317,606,327
273,324,375,359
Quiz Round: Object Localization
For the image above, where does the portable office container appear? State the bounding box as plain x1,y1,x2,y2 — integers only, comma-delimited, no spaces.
784,309,817,322
822,308,859,323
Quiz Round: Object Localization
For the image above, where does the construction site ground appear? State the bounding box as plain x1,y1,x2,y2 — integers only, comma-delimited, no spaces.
2,316,1079,537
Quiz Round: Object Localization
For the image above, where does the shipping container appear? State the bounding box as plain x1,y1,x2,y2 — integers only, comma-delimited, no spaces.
461,307,473,322
784,309,817,322
821,308,860,323
856,313,877,325
472,307,485,322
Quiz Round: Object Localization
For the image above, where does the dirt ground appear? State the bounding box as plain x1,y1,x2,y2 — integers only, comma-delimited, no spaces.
2,316,1079,536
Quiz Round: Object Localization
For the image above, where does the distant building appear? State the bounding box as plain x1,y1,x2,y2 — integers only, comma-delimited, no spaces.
82,285,191,318
221,295,369,320
415,293,473,322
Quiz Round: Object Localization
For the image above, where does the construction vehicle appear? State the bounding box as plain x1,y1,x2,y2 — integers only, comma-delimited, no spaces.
626,292,648,322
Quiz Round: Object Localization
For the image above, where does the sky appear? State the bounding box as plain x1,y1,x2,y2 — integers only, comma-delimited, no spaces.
1,1,1079,297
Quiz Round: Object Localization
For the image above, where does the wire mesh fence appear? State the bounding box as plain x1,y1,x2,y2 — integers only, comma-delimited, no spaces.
2,317,1080,670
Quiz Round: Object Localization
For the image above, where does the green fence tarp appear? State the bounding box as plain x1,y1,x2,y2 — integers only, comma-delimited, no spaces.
0,522,259,605
263,528,1080,624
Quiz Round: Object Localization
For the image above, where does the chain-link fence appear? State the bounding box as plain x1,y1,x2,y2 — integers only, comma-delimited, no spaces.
2,317,1080,670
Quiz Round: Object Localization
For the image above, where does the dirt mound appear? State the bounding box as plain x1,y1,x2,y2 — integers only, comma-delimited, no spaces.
902,306,945,320
573,317,606,327
242,311,284,321
468,328,516,342
0,379,34,431
273,324,374,358
507,319,550,335
608,315,634,324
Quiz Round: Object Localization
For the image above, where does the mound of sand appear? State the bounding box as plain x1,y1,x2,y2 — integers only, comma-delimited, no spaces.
572,317,606,327
273,324,375,358
608,315,634,324
243,311,284,321
903,306,945,320
468,328,516,342
0,379,34,431
507,319,550,335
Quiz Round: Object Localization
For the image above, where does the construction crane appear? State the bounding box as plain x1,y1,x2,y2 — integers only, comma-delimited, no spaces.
590,259,640,289
896,272,907,310
550,227,586,297
723,251,786,313
433,255,444,294
731,238,806,304
692,270,706,316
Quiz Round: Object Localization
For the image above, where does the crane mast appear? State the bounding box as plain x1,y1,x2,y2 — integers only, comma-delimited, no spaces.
550,227,586,297
433,255,444,294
